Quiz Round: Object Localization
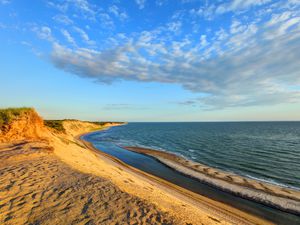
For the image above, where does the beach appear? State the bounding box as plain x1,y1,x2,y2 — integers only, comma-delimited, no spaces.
0,109,285,224
1,141,176,224
124,146,300,215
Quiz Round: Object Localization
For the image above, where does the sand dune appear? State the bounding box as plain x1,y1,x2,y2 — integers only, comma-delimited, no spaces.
0,141,176,225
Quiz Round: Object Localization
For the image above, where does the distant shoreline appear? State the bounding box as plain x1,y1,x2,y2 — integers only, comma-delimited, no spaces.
124,146,300,216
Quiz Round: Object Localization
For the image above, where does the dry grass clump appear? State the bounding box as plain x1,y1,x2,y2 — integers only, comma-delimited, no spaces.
0,107,33,130
44,120,65,132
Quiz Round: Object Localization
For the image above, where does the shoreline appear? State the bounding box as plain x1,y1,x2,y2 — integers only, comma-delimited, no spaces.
124,146,300,216
79,129,275,225
0,109,282,224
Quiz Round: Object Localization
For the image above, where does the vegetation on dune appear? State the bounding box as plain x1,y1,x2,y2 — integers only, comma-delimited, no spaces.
92,122,111,126
44,120,66,132
93,121,124,125
0,107,33,129
0,107,124,132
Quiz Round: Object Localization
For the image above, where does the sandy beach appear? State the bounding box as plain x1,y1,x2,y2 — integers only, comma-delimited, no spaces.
0,109,276,224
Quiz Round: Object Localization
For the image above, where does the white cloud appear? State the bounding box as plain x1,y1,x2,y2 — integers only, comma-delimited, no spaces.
47,1,68,12
189,0,274,20
48,1,115,29
47,0,97,20
200,35,208,47
49,10,300,109
98,12,115,28
53,14,73,25
73,26,95,45
264,11,300,40
135,0,146,9
70,0,94,13
217,0,272,14
61,29,76,45
109,5,128,21
190,5,216,20
156,0,168,6
276,17,300,35
21,0,297,109
230,20,246,34
167,21,182,33
33,26,54,41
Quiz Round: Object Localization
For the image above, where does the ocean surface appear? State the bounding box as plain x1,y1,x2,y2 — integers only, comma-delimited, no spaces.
88,122,300,190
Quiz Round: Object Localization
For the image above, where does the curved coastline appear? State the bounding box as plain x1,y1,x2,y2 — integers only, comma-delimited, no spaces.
124,146,300,216
4,109,297,224
79,130,276,225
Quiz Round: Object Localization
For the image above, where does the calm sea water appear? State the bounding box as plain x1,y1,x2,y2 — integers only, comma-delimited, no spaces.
90,122,300,189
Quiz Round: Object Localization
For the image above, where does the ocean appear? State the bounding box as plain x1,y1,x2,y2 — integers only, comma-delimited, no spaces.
86,122,300,190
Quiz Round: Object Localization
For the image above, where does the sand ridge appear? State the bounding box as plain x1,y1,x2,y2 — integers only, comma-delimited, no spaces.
124,146,300,215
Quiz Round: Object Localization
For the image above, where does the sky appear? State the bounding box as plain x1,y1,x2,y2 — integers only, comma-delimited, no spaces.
0,0,299,122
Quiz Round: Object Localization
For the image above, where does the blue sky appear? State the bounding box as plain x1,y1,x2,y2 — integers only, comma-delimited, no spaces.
0,0,299,121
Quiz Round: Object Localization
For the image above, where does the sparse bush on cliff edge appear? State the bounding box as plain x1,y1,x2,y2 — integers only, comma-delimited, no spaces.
0,107,33,130
44,120,66,132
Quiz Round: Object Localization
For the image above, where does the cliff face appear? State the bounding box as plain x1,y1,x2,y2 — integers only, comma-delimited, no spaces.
0,109,50,143
61,120,124,138
0,108,122,144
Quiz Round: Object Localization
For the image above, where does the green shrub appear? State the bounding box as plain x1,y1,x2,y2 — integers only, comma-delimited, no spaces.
44,120,65,132
92,121,123,126
92,122,108,126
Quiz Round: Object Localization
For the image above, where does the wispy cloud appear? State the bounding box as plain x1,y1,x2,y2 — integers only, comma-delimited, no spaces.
47,0,97,20
50,6,300,109
156,0,168,6
135,0,146,9
109,5,128,21
32,26,54,42
61,29,76,45
73,26,95,45
216,0,272,14
53,14,73,25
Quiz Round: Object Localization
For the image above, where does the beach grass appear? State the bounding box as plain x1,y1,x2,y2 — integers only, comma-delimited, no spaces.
44,120,66,132
0,107,33,129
